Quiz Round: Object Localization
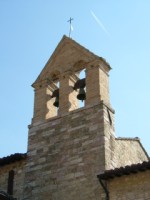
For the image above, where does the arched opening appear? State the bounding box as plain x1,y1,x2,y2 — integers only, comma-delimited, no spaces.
51,80,60,114
45,71,61,119
79,69,86,108
46,78,60,119
73,68,86,109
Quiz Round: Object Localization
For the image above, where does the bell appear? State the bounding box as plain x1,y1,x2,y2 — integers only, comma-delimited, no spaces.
53,96,59,107
77,88,86,101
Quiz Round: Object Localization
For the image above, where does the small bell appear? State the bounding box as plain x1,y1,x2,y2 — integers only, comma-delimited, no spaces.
53,96,59,107
77,88,86,101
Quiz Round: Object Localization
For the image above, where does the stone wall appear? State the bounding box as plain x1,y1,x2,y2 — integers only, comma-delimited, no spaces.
23,103,109,200
105,136,149,169
23,99,149,200
114,138,149,167
0,160,26,200
103,106,149,169
1,36,149,200
107,170,150,200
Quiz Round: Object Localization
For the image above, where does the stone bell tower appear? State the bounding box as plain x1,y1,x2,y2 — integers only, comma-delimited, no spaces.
23,35,115,200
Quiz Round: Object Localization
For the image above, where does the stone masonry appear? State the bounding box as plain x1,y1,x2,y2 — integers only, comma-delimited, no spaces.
22,36,148,200
0,35,149,200
24,103,109,200
106,170,150,200
23,35,114,199
0,159,26,200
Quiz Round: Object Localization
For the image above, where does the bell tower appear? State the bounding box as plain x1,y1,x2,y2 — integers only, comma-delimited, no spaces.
23,36,115,200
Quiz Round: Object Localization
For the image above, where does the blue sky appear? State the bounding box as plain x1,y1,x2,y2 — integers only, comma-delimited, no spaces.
0,1,150,157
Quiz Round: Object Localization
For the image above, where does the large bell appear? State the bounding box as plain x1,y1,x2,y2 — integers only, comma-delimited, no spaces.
77,88,86,101
53,96,59,107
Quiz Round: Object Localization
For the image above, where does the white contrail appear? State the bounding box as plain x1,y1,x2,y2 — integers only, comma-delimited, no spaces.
90,10,110,37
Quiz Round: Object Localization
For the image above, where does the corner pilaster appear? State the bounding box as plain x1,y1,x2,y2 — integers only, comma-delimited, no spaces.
85,61,110,107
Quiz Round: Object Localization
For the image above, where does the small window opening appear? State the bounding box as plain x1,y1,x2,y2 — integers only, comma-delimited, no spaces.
7,170,14,195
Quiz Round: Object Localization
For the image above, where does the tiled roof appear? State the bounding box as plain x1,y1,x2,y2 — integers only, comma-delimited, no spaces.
97,160,150,180
0,191,16,200
0,153,27,167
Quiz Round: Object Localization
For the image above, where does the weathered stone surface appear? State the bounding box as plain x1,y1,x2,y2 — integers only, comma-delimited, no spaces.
106,170,150,200
0,160,26,200
23,103,107,200
0,36,149,200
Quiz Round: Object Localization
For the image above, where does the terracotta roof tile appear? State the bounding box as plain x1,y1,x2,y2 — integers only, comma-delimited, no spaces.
97,160,150,180
0,191,16,199
0,153,27,167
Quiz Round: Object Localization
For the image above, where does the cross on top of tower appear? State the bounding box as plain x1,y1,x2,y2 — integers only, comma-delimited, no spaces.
67,17,74,38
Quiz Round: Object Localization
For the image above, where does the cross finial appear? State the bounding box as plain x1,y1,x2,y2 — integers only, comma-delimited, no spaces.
67,17,74,38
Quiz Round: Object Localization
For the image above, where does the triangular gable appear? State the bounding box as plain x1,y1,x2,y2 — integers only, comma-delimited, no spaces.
32,35,110,87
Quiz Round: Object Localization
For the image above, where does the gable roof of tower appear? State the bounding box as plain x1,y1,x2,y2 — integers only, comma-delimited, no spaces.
32,35,111,87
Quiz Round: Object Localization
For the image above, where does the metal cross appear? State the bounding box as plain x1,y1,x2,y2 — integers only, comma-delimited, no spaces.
67,17,74,38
